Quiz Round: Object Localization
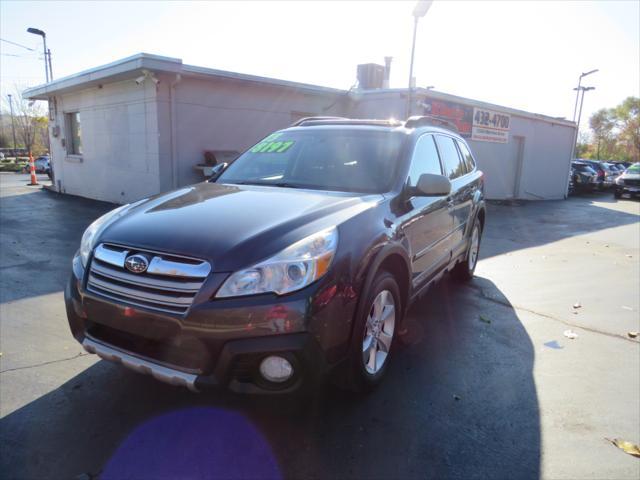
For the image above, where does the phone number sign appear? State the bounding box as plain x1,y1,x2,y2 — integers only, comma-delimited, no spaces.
471,107,510,143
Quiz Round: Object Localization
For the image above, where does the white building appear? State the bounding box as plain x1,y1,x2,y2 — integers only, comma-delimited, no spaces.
24,53,576,204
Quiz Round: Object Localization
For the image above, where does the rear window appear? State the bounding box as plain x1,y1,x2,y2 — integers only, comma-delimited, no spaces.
456,140,476,173
435,135,466,179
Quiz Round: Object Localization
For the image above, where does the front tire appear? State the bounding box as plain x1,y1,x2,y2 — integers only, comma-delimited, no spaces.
452,217,482,282
343,270,401,392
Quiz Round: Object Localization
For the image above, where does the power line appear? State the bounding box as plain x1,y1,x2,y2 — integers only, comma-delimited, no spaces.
0,38,35,51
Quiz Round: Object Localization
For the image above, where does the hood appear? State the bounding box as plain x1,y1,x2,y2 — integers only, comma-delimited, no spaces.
100,182,381,271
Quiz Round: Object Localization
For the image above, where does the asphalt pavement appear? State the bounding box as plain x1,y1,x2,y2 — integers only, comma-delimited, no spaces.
1,172,638,479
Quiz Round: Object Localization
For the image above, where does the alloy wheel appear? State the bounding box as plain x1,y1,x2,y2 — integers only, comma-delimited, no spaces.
362,289,396,375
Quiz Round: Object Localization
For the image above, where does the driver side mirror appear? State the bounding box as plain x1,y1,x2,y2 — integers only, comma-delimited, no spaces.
207,162,228,182
415,173,452,196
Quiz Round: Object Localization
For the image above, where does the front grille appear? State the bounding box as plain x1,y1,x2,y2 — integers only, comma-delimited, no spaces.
624,178,640,187
87,243,211,315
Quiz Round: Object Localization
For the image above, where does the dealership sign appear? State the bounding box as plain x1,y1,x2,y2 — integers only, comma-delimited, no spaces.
421,99,473,137
471,107,510,143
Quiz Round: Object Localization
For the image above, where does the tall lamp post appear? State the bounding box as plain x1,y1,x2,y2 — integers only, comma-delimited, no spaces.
572,69,597,122
27,27,53,82
406,0,433,118
573,85,595,158
7,94,18,153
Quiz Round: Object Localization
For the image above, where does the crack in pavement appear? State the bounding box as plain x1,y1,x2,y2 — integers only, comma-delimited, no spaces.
0,352,91,374
466,284,639,344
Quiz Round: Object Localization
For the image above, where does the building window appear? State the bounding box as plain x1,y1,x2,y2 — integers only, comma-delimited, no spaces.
66,112,82,155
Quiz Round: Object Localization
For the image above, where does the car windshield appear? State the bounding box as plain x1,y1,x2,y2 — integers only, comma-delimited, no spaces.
627,164,640,174
217,128,405,193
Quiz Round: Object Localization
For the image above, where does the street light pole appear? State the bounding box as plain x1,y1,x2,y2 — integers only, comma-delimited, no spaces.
572,69,598,122
406,0,433,119
7,94,18,152
573,86,595,158
27,27,51,83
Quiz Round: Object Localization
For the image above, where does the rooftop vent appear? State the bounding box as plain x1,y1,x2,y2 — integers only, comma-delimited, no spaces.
357,63,385,90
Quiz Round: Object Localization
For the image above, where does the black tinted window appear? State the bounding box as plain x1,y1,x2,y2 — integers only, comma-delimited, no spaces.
435,135,465,179
456,140,476,172
407,135,442,187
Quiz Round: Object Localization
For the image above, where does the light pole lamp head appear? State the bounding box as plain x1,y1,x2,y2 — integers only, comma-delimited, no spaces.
27,27,45,37
413,0,433,18
580,69,598,78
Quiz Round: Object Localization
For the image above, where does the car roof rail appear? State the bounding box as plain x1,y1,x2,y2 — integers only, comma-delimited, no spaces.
292,117,404,128
404,115,460,133
290,116,347,127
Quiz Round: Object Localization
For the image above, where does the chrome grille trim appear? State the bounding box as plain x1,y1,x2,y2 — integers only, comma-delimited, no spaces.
94,243,129,267
90,261,203,292
87,243,211,314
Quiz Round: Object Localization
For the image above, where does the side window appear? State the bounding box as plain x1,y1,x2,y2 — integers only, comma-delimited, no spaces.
407,135,442,187
435,135,465,179
65,112,83,155
456,140,476,172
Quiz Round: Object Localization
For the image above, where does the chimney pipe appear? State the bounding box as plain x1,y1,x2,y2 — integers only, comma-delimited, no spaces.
383,56,393,88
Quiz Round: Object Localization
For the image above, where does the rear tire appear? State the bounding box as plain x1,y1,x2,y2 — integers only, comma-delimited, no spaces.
341,270,401,392
452,217,482,282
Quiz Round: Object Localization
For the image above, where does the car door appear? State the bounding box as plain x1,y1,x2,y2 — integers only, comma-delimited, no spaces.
399,134,454,287
434,134,475,257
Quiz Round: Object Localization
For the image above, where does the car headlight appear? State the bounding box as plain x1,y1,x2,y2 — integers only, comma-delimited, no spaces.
615,176,624,185
79,203,138,267
216,227,338,298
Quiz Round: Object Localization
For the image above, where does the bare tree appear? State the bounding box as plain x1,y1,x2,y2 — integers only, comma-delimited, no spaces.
8,85,47,155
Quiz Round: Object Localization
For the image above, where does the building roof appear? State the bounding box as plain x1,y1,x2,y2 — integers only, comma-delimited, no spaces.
23,52,575,128
354,88,575,127
22,53,345,100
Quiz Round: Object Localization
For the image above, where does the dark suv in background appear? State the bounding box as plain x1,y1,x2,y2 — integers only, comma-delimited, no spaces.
65,116,485,394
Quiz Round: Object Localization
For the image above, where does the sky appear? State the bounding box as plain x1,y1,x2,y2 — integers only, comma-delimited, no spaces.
1,0,638,134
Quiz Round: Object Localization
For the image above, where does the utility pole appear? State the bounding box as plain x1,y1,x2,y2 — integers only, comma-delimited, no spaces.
47,49,53,80
7,94,18,153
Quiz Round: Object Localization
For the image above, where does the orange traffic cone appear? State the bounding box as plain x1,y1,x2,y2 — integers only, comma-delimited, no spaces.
28,151,38,186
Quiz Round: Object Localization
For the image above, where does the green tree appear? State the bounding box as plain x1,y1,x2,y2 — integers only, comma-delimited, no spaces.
587,97,640,162
589,108,615,160
613,96,640,162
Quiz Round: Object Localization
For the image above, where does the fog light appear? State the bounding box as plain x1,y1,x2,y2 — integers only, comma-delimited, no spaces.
259,356,293,383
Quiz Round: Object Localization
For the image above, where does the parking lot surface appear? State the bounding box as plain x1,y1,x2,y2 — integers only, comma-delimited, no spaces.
1,172,639,479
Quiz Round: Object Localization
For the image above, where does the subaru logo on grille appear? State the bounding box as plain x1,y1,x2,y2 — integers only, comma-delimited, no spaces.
125,254,149,274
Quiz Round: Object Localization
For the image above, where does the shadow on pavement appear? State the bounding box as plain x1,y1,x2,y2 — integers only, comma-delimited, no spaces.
0,277,540,479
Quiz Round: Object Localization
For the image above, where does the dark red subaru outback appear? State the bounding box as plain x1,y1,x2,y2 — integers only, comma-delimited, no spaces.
65,117,485,394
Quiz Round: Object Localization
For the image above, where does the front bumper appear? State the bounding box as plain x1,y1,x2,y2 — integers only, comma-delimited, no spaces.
614,183,640,198
65,254,353,393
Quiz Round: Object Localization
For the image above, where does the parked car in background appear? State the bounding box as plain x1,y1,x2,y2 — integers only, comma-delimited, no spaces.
579,160,612,189
570,161,600,192
614,163,640,199
34,155,50,173
65,117,486,394
21,154,50,174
